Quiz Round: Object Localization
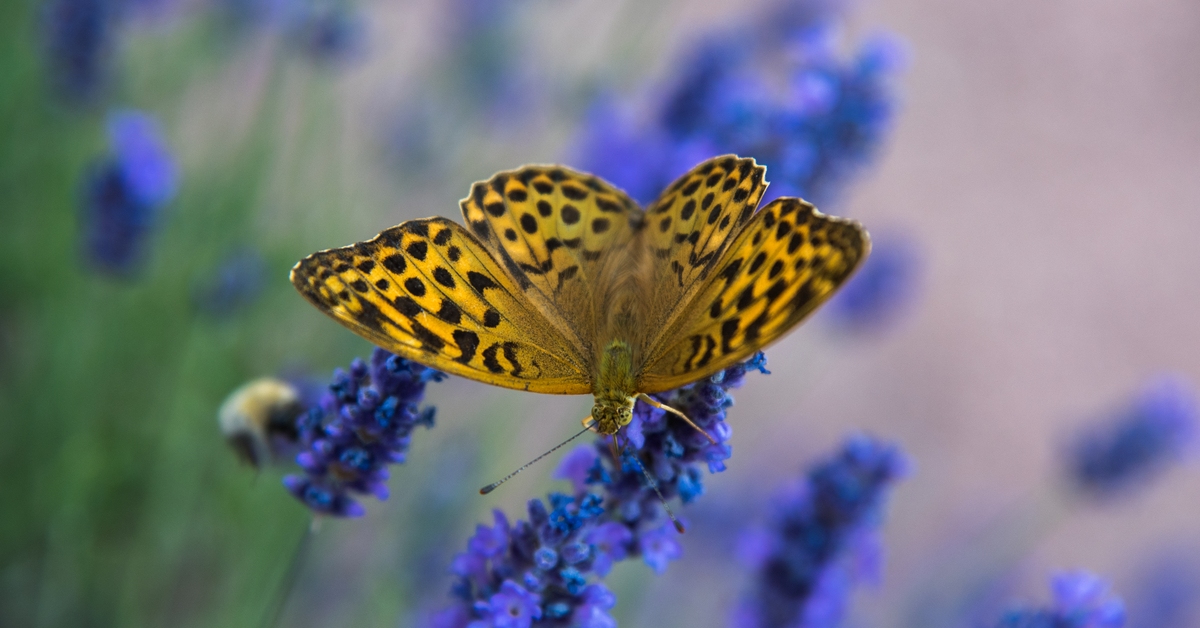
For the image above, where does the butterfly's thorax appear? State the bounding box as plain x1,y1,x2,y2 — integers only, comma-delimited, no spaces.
591,340,637,434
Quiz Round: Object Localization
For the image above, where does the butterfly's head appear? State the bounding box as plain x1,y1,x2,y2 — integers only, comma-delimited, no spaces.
590,396,634,435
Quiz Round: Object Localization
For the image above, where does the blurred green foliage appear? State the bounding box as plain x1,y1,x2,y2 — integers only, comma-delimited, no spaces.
0,2,374,625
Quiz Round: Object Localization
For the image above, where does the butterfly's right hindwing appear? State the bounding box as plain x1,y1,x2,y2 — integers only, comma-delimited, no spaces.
291,218,592,394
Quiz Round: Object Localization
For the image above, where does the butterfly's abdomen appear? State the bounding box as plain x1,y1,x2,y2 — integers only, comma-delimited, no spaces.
591,340,637,434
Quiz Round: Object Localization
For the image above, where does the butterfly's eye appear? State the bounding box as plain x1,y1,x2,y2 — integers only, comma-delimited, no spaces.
618,407,633,426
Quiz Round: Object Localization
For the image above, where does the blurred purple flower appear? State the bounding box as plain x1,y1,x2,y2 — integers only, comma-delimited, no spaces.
993,572,1125,628
825,231,921,333
193,249,267,319
290,3,366,65
574,0,904,209
732,434,907,628
108,110,178,206
431,355,769,627
81,109,178,275
1126,549,1200,628
41,0,117,103
1068,376,1197,498
284,348,445,517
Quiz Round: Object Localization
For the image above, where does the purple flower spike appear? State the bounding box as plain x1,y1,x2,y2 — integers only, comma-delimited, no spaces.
733,434,907,628
993,571,1125,628
283,348,445,517
432,355,769,626
1068,375,1198,497
826,231,921,333
574,0,904,209
81,109,178,276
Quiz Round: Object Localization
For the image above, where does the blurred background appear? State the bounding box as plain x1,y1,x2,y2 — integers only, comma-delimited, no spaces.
2,0,1200,626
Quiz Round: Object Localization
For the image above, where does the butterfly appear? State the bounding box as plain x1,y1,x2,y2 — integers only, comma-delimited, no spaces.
291,155,868,437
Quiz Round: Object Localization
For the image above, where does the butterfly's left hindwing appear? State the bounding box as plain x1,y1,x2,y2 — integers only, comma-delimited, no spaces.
291,218,592,394
637,198,868,393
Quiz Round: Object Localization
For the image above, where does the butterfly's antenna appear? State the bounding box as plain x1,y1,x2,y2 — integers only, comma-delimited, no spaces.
636,393,716,445
479,421,596,495
620,437,686,534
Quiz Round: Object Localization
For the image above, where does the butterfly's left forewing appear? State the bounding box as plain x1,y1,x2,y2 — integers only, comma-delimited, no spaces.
637,198,868,393
291,217,592,394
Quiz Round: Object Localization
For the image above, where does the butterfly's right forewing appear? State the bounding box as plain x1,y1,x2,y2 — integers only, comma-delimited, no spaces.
291,218,592,394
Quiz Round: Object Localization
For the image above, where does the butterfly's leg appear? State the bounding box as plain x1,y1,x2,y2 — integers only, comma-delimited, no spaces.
636,393,717,445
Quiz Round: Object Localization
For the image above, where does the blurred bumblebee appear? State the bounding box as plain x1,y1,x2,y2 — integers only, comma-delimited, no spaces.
218,378,306,469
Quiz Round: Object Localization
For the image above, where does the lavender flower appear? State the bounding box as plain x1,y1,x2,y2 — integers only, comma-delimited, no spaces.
732,434,907,628
1126,550,1200,628
431,354,770,627
1068,376,1197,498
284,348,445,517
993,572,1125,628
289,3,366,65
825,231,921,333
575,0,904,208
41,0,118,103
193,249,267,319
81,110,178,275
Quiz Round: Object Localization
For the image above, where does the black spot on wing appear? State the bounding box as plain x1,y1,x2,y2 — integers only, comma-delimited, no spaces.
683,335,703,370
561,184,588,200
720,317,740,352
382,255,406,274
393,296,421,317
410,319,445,352
555,265,579,292
405,277,426,296
453,330,479,363
596,197,621,213
749,252,767,274
468,271,498,293
433,267,456,288
481,344,504,373
502,342,523,376
436,299,462,324
695,336,717,368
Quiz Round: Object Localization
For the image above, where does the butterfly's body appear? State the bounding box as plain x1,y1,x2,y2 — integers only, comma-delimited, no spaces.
592,340,638,434
292,155,868,436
